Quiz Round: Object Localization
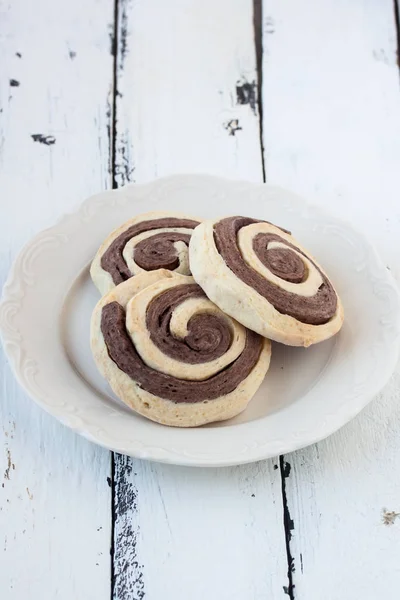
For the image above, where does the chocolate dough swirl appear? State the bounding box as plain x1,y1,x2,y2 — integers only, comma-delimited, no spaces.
146,285,232,364
101,284,262,403
101,217,200,285
214,216,337,325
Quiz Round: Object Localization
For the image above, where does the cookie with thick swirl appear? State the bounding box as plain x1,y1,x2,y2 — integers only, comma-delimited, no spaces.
91,270,271,427
189,216,344,347
90,211,201,295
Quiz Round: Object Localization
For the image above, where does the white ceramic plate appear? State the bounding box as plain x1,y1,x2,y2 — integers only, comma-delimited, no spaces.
1,175,400,466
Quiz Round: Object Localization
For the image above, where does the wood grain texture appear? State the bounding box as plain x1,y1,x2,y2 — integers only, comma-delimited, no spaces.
0,1,113,598
115,460,286,600
112,1,289,598
114,0,263,185
3,1,400,598
262,1,400,598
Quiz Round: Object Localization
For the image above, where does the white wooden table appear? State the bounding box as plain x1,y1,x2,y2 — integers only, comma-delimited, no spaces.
1,1,400,598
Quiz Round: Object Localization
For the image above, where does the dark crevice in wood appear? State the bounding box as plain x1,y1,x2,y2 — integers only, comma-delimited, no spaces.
110,1,119,598
280,456,295,599
112,455,145,600
110,2,144,598
394,0,400,69
111,0,134,187
253,3,296,593
110,452,116,600
253,0,266,182
110,0,119,191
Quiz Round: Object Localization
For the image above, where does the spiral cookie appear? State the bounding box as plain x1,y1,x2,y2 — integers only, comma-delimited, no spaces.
189,216,344,347
91,270,271,427
90,211,201,295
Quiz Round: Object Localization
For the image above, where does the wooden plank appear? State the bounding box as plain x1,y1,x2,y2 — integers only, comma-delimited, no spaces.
0,1,113,597
112,1,289,598
114,458,287,600
114,0,263,185
262,1,400,598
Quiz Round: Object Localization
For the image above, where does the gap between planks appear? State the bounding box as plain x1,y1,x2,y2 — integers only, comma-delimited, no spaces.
253,0,266,182
254,1,296,597
109,0,121,598
394,0,400,69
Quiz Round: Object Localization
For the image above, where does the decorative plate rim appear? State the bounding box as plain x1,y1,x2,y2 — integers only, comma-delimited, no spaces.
1,174,400,466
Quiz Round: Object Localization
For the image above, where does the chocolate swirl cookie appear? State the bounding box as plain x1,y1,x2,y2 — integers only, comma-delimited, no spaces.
91,270,271,427
189,217,344,347
90,211,201,295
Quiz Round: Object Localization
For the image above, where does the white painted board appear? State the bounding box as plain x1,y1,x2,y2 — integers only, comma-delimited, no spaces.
112,1,289,598
3,0,400,598
262,0,400,598
0,2,113,598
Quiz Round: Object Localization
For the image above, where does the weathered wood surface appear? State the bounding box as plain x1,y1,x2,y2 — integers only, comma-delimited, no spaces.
0,1,112,598
112,1,288,599
1,0,400,599
261,0,400,597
